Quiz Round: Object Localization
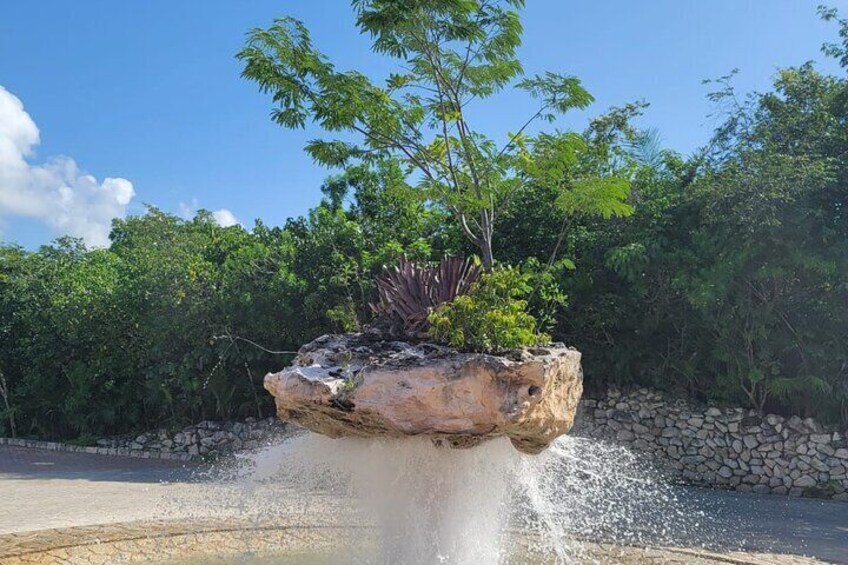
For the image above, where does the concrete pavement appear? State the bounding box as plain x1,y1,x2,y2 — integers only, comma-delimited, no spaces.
0,445,845,563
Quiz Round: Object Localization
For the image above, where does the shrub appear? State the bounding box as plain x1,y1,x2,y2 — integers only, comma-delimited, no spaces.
428,267,549,353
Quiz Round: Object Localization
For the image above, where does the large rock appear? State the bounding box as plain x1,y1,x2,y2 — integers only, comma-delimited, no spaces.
264,333,583,454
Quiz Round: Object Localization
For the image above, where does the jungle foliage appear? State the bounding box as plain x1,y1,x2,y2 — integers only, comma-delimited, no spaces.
1,3,847,439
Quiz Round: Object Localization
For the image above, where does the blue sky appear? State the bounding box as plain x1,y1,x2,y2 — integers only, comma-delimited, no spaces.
1,1,845,248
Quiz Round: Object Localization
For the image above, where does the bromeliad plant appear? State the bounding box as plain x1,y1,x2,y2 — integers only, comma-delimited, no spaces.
369,256,482,337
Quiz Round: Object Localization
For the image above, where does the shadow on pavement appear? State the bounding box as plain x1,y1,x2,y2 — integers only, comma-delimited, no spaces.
0,445,202,483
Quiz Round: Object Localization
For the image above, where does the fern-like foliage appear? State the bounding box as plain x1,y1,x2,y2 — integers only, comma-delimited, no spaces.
370,256,482,337
767,375,833,399
557,176,634,220
428,267,548,353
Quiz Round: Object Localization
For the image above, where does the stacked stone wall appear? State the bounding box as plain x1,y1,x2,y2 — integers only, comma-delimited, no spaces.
573,388,847,501
0,417,285,461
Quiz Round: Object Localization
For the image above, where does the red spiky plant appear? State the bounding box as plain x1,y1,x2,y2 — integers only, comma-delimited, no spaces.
370,256,481,337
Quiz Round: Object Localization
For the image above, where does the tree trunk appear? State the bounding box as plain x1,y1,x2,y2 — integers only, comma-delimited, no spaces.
479,235,494,272
479,210,495,271
0,370,16,438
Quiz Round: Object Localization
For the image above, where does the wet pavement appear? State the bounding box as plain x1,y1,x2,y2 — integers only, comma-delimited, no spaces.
0,445,845,563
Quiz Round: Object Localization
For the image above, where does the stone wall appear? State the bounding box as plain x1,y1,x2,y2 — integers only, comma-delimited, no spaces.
103,417,286,458
572,388,848,501
0,417,286,461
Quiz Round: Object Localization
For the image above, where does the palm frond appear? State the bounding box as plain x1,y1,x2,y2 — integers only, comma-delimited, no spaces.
624,127,666,169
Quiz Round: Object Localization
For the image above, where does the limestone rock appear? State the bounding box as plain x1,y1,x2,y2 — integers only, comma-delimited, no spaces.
264,333,583,455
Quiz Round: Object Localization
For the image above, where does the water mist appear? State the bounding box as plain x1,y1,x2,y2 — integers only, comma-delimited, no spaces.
231,431,709,564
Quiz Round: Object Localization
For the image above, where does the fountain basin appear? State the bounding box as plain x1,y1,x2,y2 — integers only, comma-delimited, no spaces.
0,519,828,564
264,333,583,454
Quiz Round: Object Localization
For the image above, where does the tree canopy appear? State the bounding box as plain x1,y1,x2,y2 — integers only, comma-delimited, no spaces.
237,0,631,269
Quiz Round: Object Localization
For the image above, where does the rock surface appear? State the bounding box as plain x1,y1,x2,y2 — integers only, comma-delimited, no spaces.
264,333,583,454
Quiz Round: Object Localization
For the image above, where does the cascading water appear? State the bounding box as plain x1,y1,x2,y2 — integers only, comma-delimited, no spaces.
219,431,714,564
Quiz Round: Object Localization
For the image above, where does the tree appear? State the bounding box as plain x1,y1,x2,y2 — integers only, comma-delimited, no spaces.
685,56,848,416
238,0,629,270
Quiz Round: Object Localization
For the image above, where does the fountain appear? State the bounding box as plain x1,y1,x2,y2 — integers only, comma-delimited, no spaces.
7,426,791,564
0,333,829,563
232,331,711,564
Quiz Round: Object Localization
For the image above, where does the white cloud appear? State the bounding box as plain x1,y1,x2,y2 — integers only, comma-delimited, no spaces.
212,208,239,227
177,199,240,228
0,85,135,247
178,198,199,220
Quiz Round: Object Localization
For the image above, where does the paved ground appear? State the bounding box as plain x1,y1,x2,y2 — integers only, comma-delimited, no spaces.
674,486,847,563
0,446,203,534
0,445,845,563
